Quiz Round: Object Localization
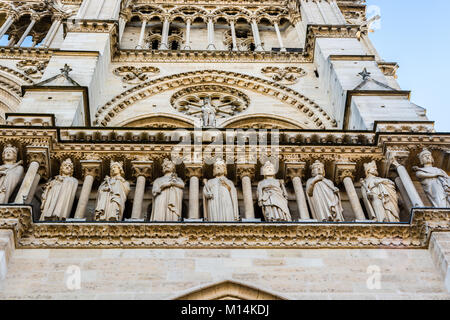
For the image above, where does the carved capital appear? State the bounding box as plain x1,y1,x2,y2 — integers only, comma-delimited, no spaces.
185,165,203,178
26,146,49,178
80,160,102,179
131,160,153,179
386,148,410,170
334,161,357,184
237,164,255,180
285,162,306,180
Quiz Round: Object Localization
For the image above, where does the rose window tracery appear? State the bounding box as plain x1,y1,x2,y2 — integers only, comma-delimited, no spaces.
170,85,250,122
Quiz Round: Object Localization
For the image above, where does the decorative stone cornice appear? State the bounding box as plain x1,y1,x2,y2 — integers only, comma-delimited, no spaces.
1,206,449,249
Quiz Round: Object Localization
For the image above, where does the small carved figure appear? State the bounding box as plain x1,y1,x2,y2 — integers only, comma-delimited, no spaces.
201,96,216,127
0,145,24,204
95,161,130,221
257,161,291,222
203,159,239,221
40,159,78,221
361,161,400,222
413,149,449,208
306,160,344,221
150,159,185,221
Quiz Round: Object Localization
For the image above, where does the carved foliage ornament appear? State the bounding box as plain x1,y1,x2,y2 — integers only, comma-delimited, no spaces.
113,66,160,85
261,67,307,84
16,60,49,79
170,85,250,122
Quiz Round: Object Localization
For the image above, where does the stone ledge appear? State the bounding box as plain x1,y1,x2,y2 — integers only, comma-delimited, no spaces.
0,229,14,282
429,232,450,292
0,206,449,249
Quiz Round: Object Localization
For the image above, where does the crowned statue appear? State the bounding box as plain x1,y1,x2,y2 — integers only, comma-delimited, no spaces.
306,160,344,221
0,145,24,204
203,159,239,221
257,161,291,222
413,149,449,208
150,159,185,221
95,161,130,221
40,158,79,221
360,161,400,222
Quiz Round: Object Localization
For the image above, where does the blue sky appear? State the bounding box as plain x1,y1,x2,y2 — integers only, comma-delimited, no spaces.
367,0,450,132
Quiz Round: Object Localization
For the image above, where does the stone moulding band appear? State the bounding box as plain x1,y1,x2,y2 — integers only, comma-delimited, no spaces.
0,206,448,249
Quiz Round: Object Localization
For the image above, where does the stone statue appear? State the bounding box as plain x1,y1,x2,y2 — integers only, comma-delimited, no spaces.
306,160,344,221
360,161,400,222
202,96,216,127
150,159,185,221
413,149,450,208
0,145,24,204
257,161,291,222
203,159,239,221
95,161,130,221
40,159,79,221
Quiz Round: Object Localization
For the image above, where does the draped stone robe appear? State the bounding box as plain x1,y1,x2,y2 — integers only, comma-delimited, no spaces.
306,177,344,222
203,176,239,221
257,178,291,221
40,175,79,221
150,173,185,221
361,175,400,222
415,167,450,208
95,176,130,221
0,162,24,204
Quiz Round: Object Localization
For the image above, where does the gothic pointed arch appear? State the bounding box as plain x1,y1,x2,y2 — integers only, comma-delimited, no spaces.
95,70,336,129
118,113,194,128
222,114,304,129
174,280,286,300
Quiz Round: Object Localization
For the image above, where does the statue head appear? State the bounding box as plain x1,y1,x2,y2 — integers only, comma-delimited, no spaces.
110,161,125,177
310,160,325,177
213,159,227,177
162,158,176,174
2,144,18,163
418,148,434,166
364,161,379,177
261,161,276,177
60,158,74,176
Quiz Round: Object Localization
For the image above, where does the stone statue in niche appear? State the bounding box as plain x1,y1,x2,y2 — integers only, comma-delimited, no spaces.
413,149,449,208
257,161,292,222
150,159,185,221
40,158,79,221
202,96,216,128
203,159,239,221
95,161,130,221
360,161,400,222
0,144,24,204
306,160,344,221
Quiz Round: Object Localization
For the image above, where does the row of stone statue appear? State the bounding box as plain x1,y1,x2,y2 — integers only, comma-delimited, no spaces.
0,145,449,222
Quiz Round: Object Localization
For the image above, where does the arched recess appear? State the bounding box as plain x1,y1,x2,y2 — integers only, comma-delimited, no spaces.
0,66,33,123
174,280,286,300
222,114,305,129
119,114,194,128
96,70,336,129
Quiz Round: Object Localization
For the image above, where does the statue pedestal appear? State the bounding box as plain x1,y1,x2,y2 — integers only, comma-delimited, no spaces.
183,218,204,222
125,219,145,222
241,218,261,222
298,219,318,222
66,218,86,222
355,220,377,223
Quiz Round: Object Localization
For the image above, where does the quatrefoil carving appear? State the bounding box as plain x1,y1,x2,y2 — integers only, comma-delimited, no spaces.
261,66,307,84
113,66,160,84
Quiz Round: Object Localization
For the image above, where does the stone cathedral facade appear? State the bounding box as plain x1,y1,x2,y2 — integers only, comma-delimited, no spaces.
0,0,448,300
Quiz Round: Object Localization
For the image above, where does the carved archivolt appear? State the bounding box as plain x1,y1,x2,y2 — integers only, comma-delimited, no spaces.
170,85,250,122
96,70,336,129
113,66,160,84
222,114,304,129
261,66,307,84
